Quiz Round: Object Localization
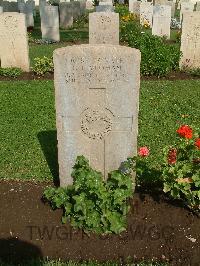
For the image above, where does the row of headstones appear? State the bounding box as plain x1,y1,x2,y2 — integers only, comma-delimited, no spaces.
0,8,199,186
129,0,200,39
0,7,199,70
39,1,88,42
0,0,89,41
54,7,200,186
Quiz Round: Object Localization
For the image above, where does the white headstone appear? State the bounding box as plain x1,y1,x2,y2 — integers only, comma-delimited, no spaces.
180,11,200,69
41,5,60,41
180,2,194,22
129,0,137,13
86,0,93,9
152,5,171,39
131,1,140,15
196,2,200,10
89,12,119,44
72,1,81,19
25,1,34,27
53,44,141,187
0,13,30,71
140,2,153,28
0,6,3,13
59,2,73,28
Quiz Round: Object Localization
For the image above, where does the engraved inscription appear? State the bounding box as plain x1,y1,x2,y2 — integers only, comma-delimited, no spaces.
64,56,127,84
81,108,114,140
4,16,18,31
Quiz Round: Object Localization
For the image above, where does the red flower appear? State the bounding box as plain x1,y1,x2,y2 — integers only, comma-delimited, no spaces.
176,125,193,139
168,148,177,165
138,146,150,157
195,138,200,149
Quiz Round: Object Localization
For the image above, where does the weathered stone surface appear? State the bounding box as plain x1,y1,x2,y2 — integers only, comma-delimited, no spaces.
177,0,189,9
152,5,171,39
86,0,93,10
89,12,119,44
180,2,194,22
0,13,30,71
140,2,153,27
197,2,200,11
80,1,86,14
53,44,141,186
96,4,114,12
154,0,167,5
129,0,137,12
41,5,60,41
59,2,73,28
180,11,200,69
25,1,34,27
72,1,80,19
18,2,25,13
2,1,10,12
131,1,140,15
8,2,18,12
39,0,46,16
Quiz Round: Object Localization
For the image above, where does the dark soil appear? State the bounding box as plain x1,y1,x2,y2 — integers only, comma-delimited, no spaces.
0,71,199,82
0,180,199,266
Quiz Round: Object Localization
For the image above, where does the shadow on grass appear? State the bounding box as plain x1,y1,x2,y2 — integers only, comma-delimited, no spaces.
0,237,42,265
38,130,59,187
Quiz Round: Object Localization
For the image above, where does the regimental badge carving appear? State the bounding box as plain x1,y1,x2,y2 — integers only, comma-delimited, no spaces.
81,108,114,140
4,16,18,31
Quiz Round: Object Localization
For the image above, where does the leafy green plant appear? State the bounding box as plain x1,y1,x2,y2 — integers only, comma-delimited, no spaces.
0,67,22,78
73,14,89,29
32,56,54,76
162,125,200,212
115,4,129,18
44,155,135,234
121,20,181,77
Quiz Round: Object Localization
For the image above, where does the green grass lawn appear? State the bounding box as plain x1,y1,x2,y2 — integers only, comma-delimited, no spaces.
0,79,200,184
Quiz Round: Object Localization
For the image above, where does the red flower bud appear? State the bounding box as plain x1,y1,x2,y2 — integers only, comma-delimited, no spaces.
168,148,177,165
195,138,200,149
176,125,193,139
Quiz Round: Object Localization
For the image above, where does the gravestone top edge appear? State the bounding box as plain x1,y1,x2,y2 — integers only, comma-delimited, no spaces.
53,44,141,57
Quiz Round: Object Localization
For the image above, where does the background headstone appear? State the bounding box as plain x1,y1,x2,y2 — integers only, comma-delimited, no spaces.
59,2,73,28
86,0,93,9
0,6,3,13
180,2,194,22
0,13,30,71
180,11,200,69
152,5,171,39
89,12,119,44
25,1,34,27
53,44,141,186
96,4,114,12
72,1,80,19
140,2,153,27
2,1,10,12
129,0,137,12
9,2,18,12
41,5,60,41
131,1,140,15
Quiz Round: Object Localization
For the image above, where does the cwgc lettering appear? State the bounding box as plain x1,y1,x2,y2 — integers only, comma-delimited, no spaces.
89,12,119,44
54,45,141,186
